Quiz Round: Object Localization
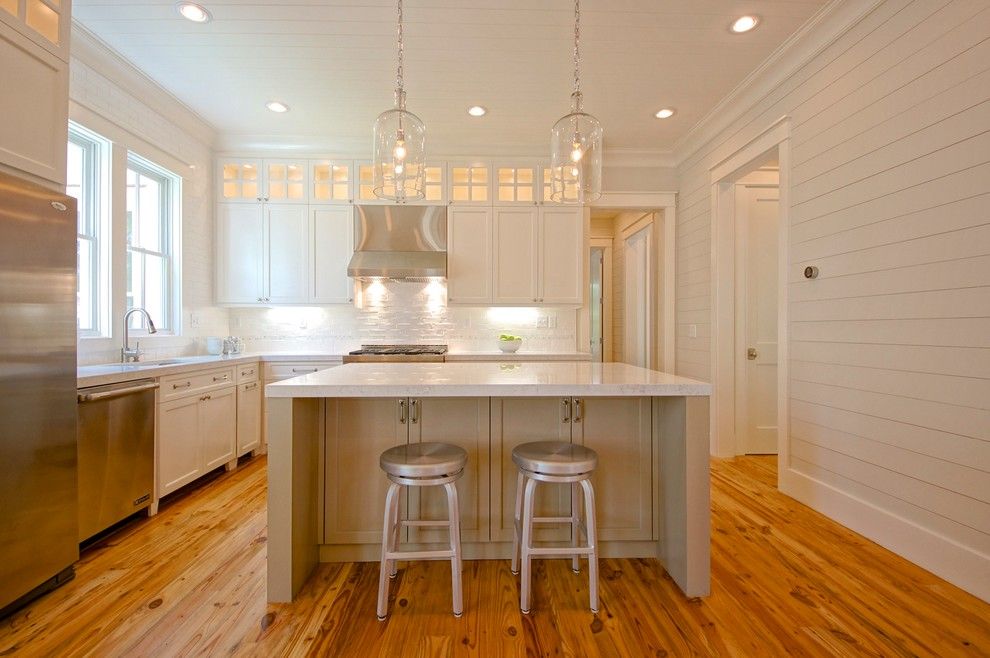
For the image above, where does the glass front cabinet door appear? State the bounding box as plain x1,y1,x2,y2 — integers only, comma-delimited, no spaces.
309,160,353,204
218,159,263,203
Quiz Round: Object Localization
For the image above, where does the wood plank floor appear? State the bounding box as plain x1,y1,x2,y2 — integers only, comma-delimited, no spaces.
1,455,987,657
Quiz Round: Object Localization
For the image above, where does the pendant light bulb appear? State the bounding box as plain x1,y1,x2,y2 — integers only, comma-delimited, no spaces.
393,141,407,160
549,0,602,204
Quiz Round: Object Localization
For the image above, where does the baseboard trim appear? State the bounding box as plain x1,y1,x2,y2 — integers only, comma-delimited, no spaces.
780,466,989,603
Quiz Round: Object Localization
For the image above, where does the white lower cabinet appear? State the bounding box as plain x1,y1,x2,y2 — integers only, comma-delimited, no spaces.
157,369,237,497
236,380,262,456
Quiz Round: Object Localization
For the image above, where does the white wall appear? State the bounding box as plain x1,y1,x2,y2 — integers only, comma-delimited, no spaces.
70,25,228,364
675,0,990,600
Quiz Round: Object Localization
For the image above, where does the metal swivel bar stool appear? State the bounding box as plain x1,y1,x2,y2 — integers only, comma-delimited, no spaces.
510,441,600,614
377,442,467,620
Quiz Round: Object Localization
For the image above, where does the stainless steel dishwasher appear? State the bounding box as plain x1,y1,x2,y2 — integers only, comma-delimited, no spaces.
76,379,158,542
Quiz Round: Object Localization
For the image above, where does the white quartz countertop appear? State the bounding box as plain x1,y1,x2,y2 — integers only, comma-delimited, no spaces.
266,362,711,398
444,351,591,361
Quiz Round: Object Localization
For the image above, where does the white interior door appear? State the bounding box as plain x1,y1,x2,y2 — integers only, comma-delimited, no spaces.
624,227,651,368
737,184,779,454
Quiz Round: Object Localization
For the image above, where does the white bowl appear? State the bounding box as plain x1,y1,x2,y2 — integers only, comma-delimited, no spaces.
498,339,522,353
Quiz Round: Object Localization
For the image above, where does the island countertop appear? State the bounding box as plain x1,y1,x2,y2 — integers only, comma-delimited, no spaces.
265,361,711,398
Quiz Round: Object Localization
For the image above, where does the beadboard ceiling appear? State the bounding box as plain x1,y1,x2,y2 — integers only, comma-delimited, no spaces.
72,0,828,156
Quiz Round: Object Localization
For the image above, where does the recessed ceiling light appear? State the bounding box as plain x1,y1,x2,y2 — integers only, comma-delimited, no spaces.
176,2,212,23
655,108,676,119
266,101,289,113
731,15,759,33
467,106,487,117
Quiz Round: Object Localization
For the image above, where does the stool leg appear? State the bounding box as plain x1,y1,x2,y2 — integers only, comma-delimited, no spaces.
520,477,538,614
580,478,599,613
377,482,401,620
570,482,581,573
510,471,524,575
444,482,463,617
387,485,402,578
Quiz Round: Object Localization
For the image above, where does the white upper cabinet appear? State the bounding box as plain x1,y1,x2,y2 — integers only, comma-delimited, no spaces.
311,205,353,304
447,206,493,304
217,158,308,204
265,205,310,302
309,160,353,205
218,158,264,203
494,162,538,206
0,0,71,187
216,203,265,304
264,159,308,204
447,162,491,205
539,206,584,304
493,206,539,303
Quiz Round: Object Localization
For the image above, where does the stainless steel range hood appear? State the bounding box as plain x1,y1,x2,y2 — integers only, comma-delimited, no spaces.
347,205,447,280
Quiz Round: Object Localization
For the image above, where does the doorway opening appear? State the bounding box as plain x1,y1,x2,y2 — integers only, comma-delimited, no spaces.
587,209,673,370
708,116,791,465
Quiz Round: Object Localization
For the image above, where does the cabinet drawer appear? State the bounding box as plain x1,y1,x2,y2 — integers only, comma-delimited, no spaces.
264,361,340,381
236,362,260,384
160,366,236,401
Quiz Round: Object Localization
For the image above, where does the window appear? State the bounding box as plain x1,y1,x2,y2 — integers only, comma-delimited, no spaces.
126,155,178,332
67,123,109,336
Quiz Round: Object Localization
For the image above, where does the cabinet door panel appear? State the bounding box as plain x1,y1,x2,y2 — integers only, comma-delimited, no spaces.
491,398,572,542
447,207,492,304
577,397,653,540
266,205,309,302
218,159,263,203
408,398,490,543
158,396,201,496
540,206,584,304
236,381,262,456
494,207,539,304
217,203,264,304
201,387,237,471
324,398,406,544
264,159,307,204
311,206,353,303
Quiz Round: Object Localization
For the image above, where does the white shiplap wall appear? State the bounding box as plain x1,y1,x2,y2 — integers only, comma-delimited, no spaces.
675,0,990,600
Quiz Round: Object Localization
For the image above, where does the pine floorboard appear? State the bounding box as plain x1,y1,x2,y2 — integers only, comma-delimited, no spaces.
1,454,987,657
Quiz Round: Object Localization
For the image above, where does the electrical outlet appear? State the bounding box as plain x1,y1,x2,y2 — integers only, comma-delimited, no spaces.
689,324,697,338
548,314,557,329
536,316,549,329
189,311,201,328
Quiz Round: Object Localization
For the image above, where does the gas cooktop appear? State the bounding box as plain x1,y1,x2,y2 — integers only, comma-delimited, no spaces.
347,344,448,356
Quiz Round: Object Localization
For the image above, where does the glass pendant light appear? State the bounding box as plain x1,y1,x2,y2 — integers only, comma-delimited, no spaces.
373,0,426,201
549,0,602,204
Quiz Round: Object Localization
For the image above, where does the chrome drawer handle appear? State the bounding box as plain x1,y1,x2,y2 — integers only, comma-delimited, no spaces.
173,382,192,390
200,394,212,401
291,368,317,373
244,383,258,390
241,369,255,376
562,398,571,423
213,375,229,382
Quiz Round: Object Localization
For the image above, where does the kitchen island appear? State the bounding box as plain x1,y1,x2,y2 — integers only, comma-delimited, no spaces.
265,362,711,603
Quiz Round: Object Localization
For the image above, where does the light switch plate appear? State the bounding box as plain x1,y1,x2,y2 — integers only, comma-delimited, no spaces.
689,324,697,338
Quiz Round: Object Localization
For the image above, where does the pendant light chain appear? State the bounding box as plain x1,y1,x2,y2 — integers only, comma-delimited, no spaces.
572,0,581,97
395,0,405,108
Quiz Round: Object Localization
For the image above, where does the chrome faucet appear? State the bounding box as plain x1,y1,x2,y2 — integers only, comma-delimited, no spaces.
121,308,158,362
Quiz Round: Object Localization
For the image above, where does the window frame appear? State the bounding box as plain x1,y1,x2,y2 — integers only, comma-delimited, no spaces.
68,122,110,338
125,153,181,335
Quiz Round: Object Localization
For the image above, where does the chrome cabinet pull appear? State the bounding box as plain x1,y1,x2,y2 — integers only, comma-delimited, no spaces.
173,381,191,390
573,398,583,423
244,383,258,391
200,394,212,401
213,375,229,382
241,368,255,376
398,399,407,424
410,399,419,424
291,367,317,373
562,398,571,423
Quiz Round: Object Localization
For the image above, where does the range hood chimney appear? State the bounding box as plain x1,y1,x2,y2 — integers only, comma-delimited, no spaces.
347,205,447,280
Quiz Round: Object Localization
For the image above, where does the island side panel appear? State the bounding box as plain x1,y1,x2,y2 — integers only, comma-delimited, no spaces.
267,397,322,602
658,395,711,597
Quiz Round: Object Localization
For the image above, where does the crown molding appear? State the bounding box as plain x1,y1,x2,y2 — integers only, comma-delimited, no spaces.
70,21,217,148
672,0,884,167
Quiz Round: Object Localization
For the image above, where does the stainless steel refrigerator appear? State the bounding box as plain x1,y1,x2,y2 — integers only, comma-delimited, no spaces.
0,170,78,615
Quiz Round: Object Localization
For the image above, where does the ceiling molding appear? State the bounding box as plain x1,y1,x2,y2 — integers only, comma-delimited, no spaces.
70,21,218,148
672,0,884,167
